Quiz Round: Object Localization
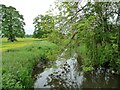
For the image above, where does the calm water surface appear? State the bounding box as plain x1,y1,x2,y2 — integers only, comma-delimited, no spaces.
34,53,120,89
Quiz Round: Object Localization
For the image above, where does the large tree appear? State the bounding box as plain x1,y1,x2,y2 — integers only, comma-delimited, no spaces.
33,15,54,38
0,5,25,42
46,0,120,71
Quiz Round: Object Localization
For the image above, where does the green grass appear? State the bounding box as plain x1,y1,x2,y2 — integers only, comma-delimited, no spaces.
2,38,59,88
77,43,88,63
77,43,94,71
1,38,41,51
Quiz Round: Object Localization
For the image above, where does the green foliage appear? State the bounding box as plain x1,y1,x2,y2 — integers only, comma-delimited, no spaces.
81,2,120,70
83,66,94,72
33,15,54,38
45,0,120,72
2,40,59,88
0,5,25,42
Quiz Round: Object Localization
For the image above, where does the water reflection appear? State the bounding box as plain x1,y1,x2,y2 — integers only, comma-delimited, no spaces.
82,69,120,88
34,54,120,89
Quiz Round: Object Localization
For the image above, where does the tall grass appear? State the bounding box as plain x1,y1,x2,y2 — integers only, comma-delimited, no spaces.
2,39,59,88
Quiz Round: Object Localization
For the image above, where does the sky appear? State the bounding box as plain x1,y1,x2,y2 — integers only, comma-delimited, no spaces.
0,0,56,35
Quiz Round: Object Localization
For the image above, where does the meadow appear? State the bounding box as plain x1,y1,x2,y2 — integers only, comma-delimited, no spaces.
1,38,40,51
1,38,59,88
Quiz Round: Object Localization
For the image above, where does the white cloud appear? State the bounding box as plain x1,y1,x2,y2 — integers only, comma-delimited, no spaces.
0,0,55,34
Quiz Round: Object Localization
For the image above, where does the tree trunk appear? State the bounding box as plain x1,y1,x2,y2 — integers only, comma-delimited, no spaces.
8,35,16,42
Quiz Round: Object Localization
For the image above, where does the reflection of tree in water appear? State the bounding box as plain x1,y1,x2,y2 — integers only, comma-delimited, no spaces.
44,61,79,89
44,62,120,88
81,67,120,88
34,54,120,88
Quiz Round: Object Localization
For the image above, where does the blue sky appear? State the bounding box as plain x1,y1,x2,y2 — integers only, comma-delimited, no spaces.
0,0,56,34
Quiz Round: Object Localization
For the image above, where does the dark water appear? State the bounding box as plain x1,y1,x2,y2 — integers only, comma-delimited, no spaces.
34,53,120,89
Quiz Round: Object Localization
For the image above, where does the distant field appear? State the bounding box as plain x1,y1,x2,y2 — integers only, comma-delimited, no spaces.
0,38,40,51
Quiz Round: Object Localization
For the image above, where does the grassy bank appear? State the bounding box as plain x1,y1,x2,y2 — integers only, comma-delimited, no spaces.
77,42,120,72
2,38,59,88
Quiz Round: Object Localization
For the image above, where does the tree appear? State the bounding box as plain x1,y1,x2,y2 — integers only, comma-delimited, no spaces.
33,15,54,38
45,0,120,71
0,5,25,42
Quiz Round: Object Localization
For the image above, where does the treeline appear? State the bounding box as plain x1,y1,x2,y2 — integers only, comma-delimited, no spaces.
33,1,120,73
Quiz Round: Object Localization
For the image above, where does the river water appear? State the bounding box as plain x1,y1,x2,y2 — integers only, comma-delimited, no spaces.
34,53,120,89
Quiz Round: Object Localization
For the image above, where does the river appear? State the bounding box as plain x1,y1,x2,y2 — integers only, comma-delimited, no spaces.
33,53,120,89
